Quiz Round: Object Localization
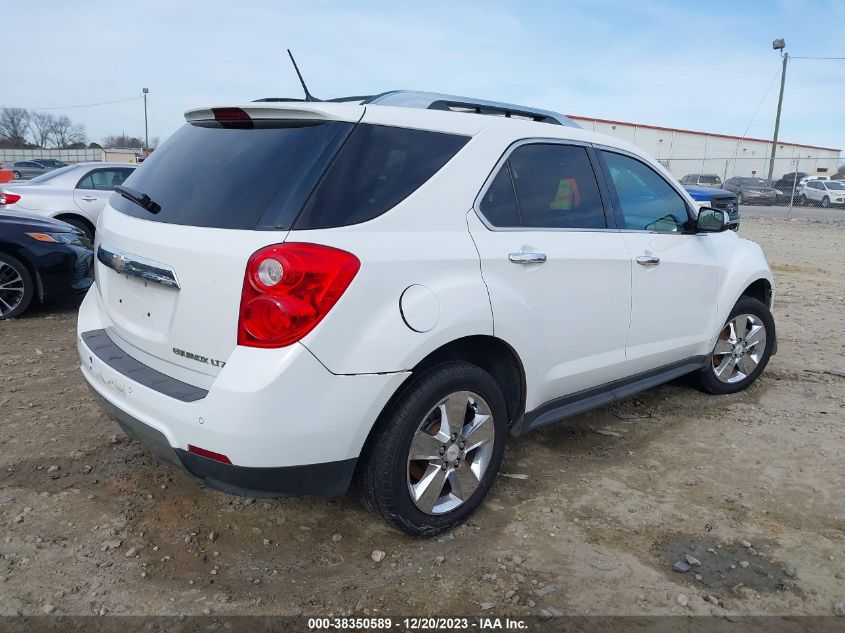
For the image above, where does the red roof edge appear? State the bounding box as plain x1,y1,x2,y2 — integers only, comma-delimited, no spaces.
567,115,841,153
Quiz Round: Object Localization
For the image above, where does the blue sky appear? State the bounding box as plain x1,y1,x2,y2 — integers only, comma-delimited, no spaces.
5,0,844,153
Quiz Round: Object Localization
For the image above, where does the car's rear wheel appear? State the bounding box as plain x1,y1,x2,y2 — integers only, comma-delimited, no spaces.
12,171,21,179
696,296,775,395
821,196,830,208
357,361,508,536
0,253,34,319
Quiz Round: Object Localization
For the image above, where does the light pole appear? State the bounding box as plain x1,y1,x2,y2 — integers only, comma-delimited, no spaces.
142,88,149,151
767,39,788,184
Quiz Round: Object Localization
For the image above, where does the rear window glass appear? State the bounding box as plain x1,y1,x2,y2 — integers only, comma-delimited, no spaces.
111,121,353,230
293,125,469,230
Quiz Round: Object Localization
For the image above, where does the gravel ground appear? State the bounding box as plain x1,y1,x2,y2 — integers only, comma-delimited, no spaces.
0,215,843,618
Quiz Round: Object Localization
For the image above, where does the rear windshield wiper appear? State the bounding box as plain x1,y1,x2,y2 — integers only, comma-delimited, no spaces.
114,185,161,215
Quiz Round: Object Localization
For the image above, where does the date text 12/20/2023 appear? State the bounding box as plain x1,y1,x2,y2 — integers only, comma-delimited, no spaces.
307,616,529,630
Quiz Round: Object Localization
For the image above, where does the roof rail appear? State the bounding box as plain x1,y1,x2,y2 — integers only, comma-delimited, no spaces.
364,91,580,128
253,91,580,128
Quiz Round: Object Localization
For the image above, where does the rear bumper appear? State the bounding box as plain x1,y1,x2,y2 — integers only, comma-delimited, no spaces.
77,287,408,497
90,387,356,497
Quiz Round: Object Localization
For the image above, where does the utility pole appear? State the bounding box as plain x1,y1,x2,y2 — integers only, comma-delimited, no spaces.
767,39,788,183
142,88,149,151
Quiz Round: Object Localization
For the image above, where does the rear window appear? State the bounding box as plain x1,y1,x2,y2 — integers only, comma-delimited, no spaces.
111,121,354,230
700,175,721,184
293,125,469,230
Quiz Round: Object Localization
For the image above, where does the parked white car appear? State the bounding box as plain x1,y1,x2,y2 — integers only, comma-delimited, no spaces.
798,179,845,208
77,92,776,535
0,162,136,240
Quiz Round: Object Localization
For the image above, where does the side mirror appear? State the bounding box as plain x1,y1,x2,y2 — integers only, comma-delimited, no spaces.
697,207,728,232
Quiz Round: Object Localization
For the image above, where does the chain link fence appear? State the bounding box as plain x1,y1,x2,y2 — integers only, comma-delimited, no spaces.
658,156,844,208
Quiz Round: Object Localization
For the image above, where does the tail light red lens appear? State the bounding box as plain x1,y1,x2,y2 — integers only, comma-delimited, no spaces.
238,243,360,348
0,193,21,205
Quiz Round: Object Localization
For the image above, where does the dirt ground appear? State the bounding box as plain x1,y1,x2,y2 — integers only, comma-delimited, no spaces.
1,215,843,619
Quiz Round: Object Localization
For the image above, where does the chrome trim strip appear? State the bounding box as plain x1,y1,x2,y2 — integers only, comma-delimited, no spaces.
97,244,180,290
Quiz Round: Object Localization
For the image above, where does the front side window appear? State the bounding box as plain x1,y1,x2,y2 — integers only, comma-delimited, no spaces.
478,143,607,229
601,151,690,233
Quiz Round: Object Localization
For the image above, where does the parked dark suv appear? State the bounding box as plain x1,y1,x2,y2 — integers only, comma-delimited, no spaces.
723,177,778,205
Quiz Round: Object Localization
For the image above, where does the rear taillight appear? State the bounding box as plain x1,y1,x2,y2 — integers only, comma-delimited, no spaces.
0,193,20,205
237,243,360,348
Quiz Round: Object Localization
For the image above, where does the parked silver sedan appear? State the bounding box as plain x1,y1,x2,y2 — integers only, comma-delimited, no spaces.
8,159,68,180
0,162,136,240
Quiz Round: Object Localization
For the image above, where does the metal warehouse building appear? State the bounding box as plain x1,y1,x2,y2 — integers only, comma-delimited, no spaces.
569,115,841,182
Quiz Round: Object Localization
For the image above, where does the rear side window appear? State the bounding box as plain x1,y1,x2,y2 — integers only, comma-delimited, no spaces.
111,121,353,230
78,168,133,191
509,144,606,229
294,125,469,230
478,143,607,229
479,165,520,226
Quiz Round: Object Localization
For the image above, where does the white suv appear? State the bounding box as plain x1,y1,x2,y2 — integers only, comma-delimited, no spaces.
799,179,845,207
77,91,776,536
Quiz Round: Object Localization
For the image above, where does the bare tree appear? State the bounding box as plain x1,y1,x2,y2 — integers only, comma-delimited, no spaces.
49,115,86,148
102,134,144,148
0,107,31,146
28,111,56,148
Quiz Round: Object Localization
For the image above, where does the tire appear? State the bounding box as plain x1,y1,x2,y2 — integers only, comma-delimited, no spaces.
356,361,508,537
12,171,21,179
821,196,830,208
0,253,34,319
696,296,775,395
798,194,807,206
62,217,94,242
736,193,743,205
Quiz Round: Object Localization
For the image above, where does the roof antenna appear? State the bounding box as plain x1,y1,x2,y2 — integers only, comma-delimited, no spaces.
287,49,320,102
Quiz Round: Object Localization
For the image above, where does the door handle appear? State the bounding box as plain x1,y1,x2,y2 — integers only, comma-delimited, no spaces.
636,255,660,266
509,252,547,265
80,196,98,202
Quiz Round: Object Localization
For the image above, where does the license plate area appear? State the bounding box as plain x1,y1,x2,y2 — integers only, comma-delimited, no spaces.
100,267,178,341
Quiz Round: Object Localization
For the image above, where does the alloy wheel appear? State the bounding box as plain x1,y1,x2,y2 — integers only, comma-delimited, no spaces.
712,313,767,384
0,261,25,317
406,391,495,515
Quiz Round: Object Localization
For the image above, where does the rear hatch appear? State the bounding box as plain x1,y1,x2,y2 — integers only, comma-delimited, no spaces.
93,104,362,381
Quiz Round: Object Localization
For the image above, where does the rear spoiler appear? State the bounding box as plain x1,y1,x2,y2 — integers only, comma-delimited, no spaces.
184,103,364,125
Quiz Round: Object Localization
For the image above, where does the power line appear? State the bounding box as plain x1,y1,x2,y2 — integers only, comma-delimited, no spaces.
791,56,845,60
18,95,142,111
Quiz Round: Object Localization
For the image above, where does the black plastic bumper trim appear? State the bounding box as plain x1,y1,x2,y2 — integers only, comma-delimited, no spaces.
82,329,208,402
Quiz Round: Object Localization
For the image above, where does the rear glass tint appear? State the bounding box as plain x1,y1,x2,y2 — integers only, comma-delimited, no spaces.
293,125,469,230
111,121,353,230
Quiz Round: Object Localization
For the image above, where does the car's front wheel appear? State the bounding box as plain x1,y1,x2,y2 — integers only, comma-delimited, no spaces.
12,171,21,179
821,196,830,208
0,253,34,319
696,296,775,395
357,361,508,536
